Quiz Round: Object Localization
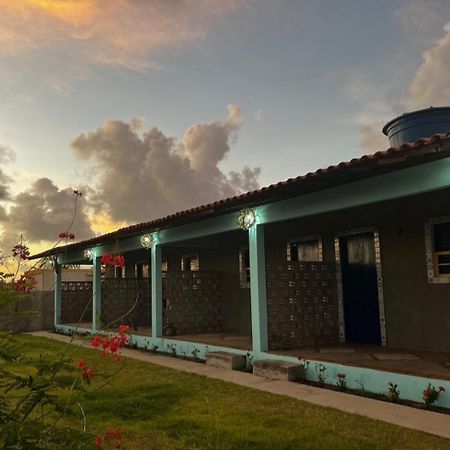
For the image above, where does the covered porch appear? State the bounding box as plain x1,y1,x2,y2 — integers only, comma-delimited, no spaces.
48,152,450,408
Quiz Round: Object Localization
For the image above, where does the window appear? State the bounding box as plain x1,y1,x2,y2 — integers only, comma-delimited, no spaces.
425,217,450,283
181,254,199,272
287,236,323,262
239,247,250,288
433,222,450,276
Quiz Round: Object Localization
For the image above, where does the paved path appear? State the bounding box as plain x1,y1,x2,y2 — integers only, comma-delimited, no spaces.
30,331,450,441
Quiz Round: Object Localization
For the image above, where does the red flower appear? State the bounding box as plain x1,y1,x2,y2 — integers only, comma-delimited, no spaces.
423,389,430,398
15,274,36,293
101,254,113,266
91,336,103,348
118,324,129,335
439,386,446,392
113,255,125,268
12,243,30,260
95,436,103,449
82,367,95,379
77,359,86,368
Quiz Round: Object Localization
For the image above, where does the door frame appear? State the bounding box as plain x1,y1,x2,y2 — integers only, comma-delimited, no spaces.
334,227,387,346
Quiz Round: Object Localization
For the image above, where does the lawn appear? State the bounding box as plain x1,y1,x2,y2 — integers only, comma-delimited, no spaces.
6,334,450,450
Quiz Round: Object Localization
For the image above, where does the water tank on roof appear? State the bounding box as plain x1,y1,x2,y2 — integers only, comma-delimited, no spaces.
382,106,450,148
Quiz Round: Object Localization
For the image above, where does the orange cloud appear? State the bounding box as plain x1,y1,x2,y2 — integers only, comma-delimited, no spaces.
0,0,245,68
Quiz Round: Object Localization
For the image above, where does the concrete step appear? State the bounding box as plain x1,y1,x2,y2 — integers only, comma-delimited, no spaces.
206,351,247,370
253,359,303,381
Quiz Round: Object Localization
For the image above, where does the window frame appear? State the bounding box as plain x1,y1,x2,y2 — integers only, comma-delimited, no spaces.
239,246,250,288
286,234,323,262
181,253,200,272
425,216,450,284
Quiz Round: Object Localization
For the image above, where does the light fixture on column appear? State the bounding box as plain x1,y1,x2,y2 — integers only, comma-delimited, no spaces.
140,234,153,249
42,256,56,269
237,208,256,231
84,248,94,260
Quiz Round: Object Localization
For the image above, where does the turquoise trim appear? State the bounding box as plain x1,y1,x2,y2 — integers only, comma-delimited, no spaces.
92,256,102,331
249,223,268,354
54,264,61,326
151,244,163,337
54,325,450,409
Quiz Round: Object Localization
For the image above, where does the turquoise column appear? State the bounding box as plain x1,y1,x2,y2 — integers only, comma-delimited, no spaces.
249,223,268,354
92,256,102,332
54,262,61,327
151,243,163,337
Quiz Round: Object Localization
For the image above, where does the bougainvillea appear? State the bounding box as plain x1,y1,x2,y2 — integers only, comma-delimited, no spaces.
91,324,129,361
58,232,75,239
15,273,36,293
77,359,95,383
11,243,30,260
101,253,125,268
95,428,122,449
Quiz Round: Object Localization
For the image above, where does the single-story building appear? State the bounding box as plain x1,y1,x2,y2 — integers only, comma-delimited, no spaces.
31,106,450,407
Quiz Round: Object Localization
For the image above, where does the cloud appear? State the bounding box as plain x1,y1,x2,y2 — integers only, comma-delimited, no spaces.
352,6,450,152
0,177,93,252
71,104,261,223
254,109,264,122
0,0,245,70
408,22,450,108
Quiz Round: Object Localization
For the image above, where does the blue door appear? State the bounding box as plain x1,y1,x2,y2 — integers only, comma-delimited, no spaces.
339,232,381,345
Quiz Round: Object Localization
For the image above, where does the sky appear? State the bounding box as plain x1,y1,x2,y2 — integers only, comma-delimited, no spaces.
0,0,450,255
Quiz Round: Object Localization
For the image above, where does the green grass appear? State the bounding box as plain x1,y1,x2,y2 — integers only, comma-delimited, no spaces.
8,334,450,450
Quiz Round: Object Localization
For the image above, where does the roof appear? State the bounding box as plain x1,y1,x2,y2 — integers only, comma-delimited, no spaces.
30,132,450,260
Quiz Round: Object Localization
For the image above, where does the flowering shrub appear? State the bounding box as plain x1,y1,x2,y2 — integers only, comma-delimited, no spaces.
423,383,445,408
11,242,30,260
96,428,122,449
77,358,96,383
101,253,126,268
387,382,400,403
91,324,129,361
15,273,37,292
336,372,347,391
296,355,310,382
314,363,327,386
58,231,75,239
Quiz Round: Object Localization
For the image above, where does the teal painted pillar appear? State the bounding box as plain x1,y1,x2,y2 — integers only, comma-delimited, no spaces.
54,262,61,327
92,256,102,332
151,244,163,337
249,223,268,354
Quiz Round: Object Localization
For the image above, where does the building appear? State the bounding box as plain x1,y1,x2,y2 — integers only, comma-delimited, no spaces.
31,106,450,407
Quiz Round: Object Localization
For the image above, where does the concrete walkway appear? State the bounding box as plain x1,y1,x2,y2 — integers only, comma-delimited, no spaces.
30,331,450,441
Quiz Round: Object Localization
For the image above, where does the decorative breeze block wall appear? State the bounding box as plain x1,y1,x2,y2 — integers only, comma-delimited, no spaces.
266,262,339,350
102,278,151,329
163,271,222,335
61,281,93,324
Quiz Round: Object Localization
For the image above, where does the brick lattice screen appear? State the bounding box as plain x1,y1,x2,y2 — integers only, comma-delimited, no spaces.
102,278,151,329
163,271,222,336
266,262,339,350
61,281,93,324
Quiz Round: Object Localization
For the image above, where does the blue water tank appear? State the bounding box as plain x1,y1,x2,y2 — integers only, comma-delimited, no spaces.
382,106,450,147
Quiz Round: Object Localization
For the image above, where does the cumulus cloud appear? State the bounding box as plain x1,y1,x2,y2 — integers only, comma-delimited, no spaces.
0,178,93,252
71,104,260,223
353,5,450,152
0,0,245,69
409,22,450,108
